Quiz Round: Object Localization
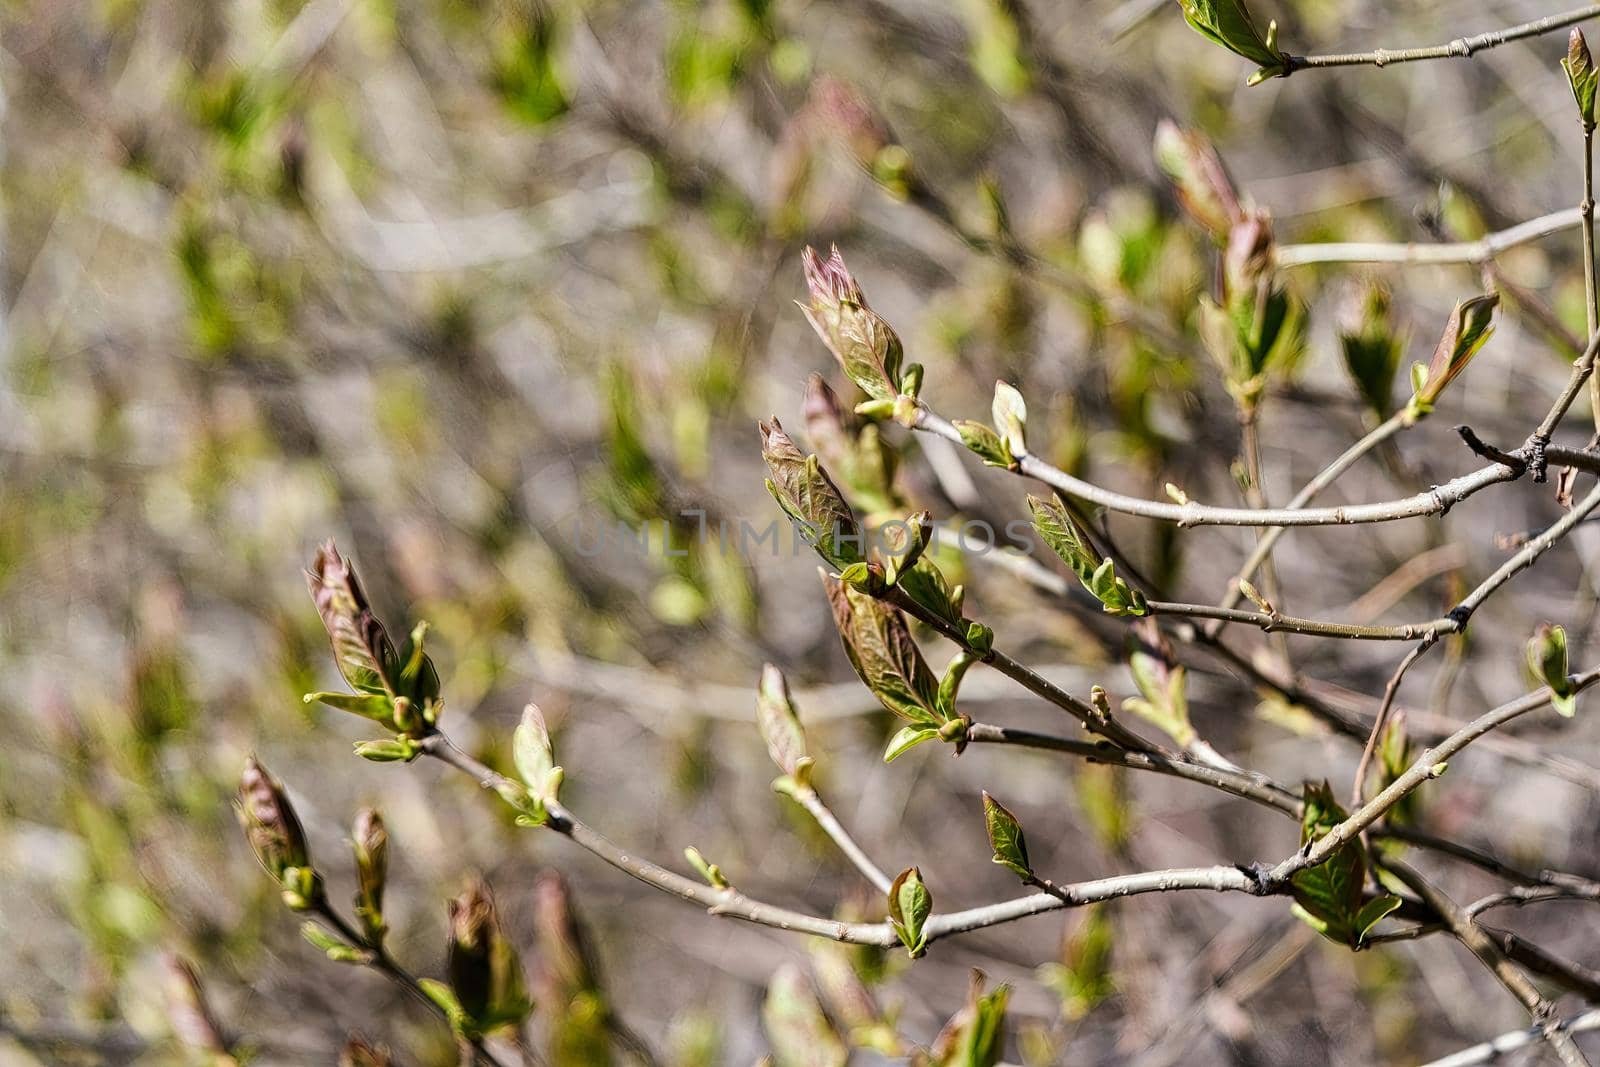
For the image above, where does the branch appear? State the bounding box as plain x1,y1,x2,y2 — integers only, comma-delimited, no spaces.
1383,861,1590,1067
1282,5,1600,76
308,901,512,1067
788,786,893,894
1276,208,1582,267
1267,666,1600,885
1420,1009,1600,1067
915,404,1600,528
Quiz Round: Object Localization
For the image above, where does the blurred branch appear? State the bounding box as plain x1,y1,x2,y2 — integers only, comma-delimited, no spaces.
1276,207,1581,266
1421,1009,1600,1067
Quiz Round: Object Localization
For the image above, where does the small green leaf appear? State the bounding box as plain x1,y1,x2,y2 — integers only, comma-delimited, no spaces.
1176,0,1290,83
1409,293,1498,418
927,969,1010,1067
887,866,932,958
1354,894,1402,945
1029,496,1147,615
352,738,419,763
1566,29,1598,130
982,793,1031,879
954,420,1013,468
302,690,396,722
883,725,939,763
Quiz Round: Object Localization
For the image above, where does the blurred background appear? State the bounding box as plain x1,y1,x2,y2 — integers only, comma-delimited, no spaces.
8,0,1600,1063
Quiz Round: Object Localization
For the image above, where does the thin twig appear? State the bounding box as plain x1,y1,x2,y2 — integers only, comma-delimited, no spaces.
1276,208,1581,266
789,787,893,893
1281,5,1600,77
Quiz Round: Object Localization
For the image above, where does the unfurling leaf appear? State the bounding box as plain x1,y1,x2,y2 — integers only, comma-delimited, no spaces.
1200,213,1305,413
340,1036,393,1067
302,921,367,963
1028,496,1147,616
824,574,945,725
757,663,815,788
1339,282,1405,418
1289,781,1399,947
762,963,848,1067
761,417,864,568
982,793,1031,879
352,808,387,944
237,757,321,909
1407,293,1498,419
160,954,231,1058
888,866,933,958
928,969,1010,1067
1176,0,1291,84
991,380,1028,458
954,419,1013,468
883,723,940,763
1528,623,1578,717
446,878,532,1037
305,541,441,732
513,703,564,815
1377,712,1419,825
1154,121,1244,243
1567,29,1599,131
1122,619,1195,747
800,246,905,402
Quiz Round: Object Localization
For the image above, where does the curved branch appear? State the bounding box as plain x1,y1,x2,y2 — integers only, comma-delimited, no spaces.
1277,209,1582,267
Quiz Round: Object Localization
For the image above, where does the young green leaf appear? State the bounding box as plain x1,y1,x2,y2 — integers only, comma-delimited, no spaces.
1176,0,1291,84
982,793,1031,879
883,723,940,763
1567,29,1598,131
888,866,933,958
953,419,1013,468
1036,907,1115,1021
352,808,387,945
1122,619,1195,747
1527,623,1578,717
761,417,864,568
824,574,945,725
1339,282,1404,418
1028,495,1147,615
1408,293,1498,419
1289,781,1400,947
800,245,905,402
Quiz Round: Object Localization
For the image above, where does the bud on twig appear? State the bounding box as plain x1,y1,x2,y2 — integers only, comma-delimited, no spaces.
352,808,387,944
439,878,532,1038
757,664,814,791
982,792,1031,879
1527,623,1579,717
1567,29,1598,132
513,703,564,823
887,866,932,958
1154,121,1244,244
760,417,864,569
1176,0,1291,85
340,1037,393,1067
1407,293,1498,420
237,757,321,909
1027,496,1147,616
304,541,441,738
800,246,906,404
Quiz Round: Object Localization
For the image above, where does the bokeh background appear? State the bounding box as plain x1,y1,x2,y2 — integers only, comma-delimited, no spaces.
8,0,1600,1063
